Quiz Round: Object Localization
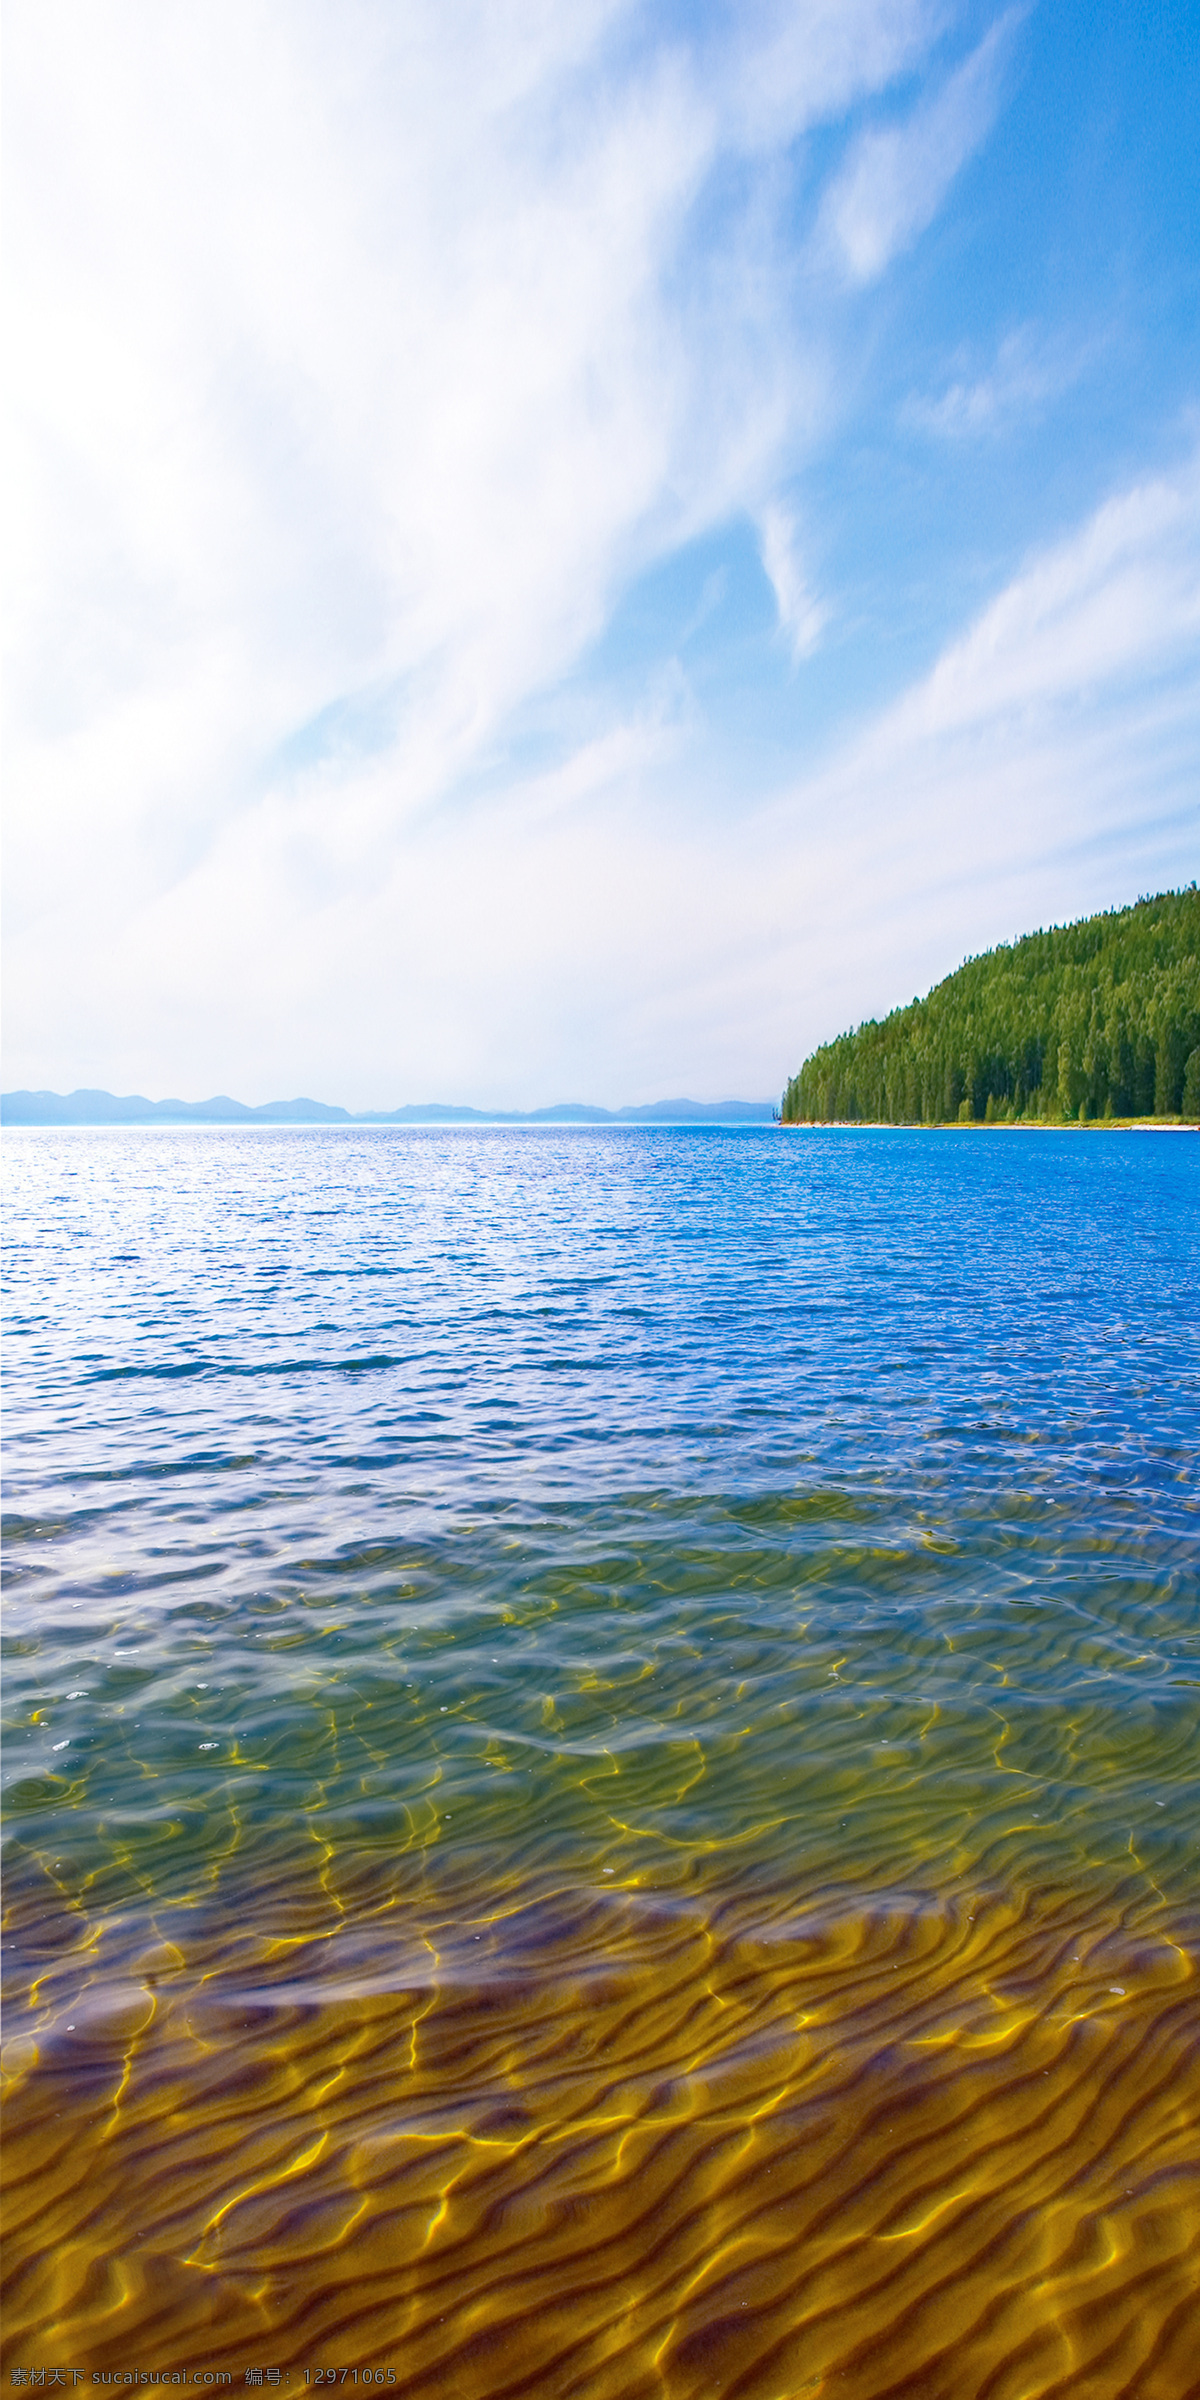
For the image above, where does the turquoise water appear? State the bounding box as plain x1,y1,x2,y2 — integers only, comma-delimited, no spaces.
3,1126,1199,2392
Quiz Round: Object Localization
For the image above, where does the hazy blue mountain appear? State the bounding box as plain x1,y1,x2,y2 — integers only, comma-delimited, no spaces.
0,1090,352,1125
3,1088,776,1127
616,1099,772,1123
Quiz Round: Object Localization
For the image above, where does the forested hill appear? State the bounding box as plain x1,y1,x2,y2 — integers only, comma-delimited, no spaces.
782,887,1200,1125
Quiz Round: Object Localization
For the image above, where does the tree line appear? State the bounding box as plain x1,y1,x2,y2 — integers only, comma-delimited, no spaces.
782,887,1200,1125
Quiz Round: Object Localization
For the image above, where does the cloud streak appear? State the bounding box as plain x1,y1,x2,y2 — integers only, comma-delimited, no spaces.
5,0,947,920
817,9,1019,283
904,323,1093,437
759,506,827,659
4,2,1194,1110
9,440,1197,1106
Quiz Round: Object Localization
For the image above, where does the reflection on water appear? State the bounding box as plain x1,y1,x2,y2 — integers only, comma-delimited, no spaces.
3,1128,1199,2391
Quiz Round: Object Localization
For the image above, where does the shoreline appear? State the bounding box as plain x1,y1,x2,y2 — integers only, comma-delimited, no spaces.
777,1116,1198,1132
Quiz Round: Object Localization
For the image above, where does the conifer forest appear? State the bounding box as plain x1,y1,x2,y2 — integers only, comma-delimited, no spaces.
782,888,1200,1125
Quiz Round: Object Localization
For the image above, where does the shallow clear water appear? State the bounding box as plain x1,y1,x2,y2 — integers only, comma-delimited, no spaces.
3,1126,1199,2394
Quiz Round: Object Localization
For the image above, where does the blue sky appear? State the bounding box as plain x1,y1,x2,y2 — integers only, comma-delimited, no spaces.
4,0,1198,1106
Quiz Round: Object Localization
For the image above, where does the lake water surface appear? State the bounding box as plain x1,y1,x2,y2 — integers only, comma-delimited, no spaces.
3,1127,1198,2396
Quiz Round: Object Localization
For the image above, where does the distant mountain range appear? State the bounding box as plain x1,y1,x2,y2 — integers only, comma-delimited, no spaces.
1,1088,776,1127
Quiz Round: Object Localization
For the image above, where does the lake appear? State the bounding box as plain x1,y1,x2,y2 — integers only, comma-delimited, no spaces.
3,1125,1198,2395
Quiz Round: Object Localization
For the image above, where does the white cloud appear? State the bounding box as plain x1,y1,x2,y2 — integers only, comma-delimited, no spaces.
817,9,1019,284
7,442,1196,1107
3,0,946,945
7,5,1192,1112
755,452,1200,1057
904,323,1093,436
885,454,1200,736
708,0,947,148
759,504,827,659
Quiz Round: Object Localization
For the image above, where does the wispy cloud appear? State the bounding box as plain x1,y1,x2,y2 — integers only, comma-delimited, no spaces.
708,0,948,148
9,442,1196,1106
3,0,949,942
904,323,1094,436
7,4,1191,1111
817,9,1020,284
759,504,827,659
886,452,1200,735
758,450,1200,1051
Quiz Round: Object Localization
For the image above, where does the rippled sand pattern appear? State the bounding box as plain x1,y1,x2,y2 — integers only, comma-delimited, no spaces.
4,1861,1199,2396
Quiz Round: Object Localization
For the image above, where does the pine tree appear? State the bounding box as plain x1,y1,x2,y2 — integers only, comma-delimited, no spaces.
781,887,1200,1124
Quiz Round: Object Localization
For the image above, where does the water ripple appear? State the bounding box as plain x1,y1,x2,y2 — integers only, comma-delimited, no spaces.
3,1127,1198,2388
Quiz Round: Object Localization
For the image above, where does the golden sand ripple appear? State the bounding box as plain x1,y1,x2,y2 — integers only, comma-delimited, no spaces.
3,1865,1199,2399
